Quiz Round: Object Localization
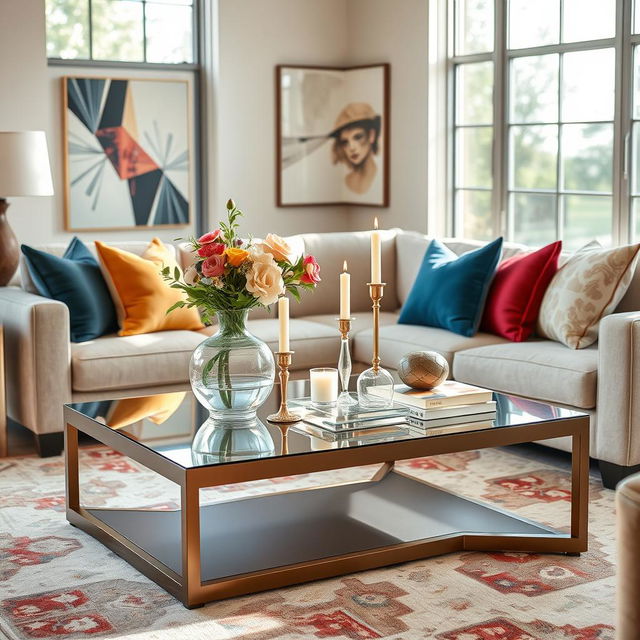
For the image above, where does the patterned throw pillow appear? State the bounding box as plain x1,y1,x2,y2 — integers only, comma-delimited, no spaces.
537,241,640,349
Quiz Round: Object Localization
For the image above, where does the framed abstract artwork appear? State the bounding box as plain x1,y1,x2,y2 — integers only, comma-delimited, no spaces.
62,76,192,231
276,63,389,207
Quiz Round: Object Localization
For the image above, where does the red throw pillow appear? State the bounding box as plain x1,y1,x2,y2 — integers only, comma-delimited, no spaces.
481,241,562,342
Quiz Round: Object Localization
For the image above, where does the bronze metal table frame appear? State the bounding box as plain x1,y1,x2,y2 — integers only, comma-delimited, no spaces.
64,406,589,609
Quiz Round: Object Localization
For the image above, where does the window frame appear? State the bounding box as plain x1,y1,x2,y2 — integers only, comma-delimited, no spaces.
448,0,637,246
46,0,200,69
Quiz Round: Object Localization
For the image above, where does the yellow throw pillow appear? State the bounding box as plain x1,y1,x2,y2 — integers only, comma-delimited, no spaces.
95,238,204,336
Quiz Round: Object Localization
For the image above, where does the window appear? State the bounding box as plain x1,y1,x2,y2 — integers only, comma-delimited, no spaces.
46,0,196,64
450,0,640,248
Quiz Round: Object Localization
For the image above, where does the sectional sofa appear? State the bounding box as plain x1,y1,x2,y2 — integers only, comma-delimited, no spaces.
1,229,639,488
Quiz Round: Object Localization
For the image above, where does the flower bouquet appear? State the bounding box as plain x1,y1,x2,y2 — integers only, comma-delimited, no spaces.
164,199,320,460
164,198,320,324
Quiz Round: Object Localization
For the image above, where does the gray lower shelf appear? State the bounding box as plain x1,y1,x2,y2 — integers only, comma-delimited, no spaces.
88,471,558,582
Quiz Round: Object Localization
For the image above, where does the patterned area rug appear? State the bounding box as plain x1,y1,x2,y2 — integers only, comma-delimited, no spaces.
0,446,615,639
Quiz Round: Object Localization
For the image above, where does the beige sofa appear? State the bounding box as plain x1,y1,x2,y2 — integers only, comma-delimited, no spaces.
2,229,639,488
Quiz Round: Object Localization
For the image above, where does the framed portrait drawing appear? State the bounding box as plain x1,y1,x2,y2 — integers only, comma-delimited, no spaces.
62,76,192,231
276,63,389,207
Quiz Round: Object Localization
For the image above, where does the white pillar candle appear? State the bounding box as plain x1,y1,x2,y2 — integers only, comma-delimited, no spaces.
278,296,289,352
310,368,339,404
340,260,350,319
371,217,382,284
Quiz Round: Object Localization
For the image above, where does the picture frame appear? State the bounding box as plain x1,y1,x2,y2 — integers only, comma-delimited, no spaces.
276,63,390,207
62,76,193,231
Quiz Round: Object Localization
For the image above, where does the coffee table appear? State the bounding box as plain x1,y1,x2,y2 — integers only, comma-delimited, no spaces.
64,382,589,608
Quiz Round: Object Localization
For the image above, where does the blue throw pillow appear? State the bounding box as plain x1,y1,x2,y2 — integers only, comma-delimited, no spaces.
398,237,503,337
21,237,118,342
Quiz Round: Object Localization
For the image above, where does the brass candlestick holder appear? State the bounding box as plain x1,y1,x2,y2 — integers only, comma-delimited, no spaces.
267,351,302,423
356,283,395,408
337,317,358,407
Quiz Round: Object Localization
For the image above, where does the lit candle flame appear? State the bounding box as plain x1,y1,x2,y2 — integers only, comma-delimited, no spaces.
343,260,348,272
374,217,379,230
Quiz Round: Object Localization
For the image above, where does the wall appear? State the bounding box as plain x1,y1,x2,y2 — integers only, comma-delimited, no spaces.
345,0,430,234
210,0,351,237
0,0,53,246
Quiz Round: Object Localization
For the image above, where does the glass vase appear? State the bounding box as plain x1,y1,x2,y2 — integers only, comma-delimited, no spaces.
190,309,275,459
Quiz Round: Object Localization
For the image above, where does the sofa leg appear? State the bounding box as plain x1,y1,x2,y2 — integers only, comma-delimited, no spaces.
33,432,64,458
599,460,640,489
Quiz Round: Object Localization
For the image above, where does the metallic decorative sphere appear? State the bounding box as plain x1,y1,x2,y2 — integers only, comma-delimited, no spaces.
398,351,449,390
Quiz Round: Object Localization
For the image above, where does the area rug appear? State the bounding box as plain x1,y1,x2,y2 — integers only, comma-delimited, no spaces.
0,446,615,639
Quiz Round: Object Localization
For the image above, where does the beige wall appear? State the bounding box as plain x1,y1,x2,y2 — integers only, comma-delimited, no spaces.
0,0,54,246
345,0,430,234
209,0,351,237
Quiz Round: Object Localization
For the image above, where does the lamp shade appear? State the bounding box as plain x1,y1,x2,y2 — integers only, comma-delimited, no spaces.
0,131,54,197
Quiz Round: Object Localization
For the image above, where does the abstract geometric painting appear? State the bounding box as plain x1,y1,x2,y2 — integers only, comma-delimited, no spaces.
63,76,191,230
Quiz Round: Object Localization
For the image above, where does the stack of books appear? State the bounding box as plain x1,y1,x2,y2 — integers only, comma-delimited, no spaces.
370,381,496,433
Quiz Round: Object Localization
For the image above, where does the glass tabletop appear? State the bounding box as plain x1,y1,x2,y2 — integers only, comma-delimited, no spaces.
66,379,587,470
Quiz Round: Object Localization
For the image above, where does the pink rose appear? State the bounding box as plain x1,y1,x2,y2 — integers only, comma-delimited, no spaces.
202,254,226,278
301,255,321,284
197,242,225,258
198,229,221,244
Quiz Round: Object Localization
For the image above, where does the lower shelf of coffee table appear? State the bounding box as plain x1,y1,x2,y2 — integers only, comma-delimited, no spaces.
87,471,561,583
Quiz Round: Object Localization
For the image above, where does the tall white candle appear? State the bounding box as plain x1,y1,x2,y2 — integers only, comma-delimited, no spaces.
278,296,289,352
340,260,350,319
371,217,382,284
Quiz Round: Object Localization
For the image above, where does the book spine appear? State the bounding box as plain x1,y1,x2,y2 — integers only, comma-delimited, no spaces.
408,402,496,420
418,393,493,408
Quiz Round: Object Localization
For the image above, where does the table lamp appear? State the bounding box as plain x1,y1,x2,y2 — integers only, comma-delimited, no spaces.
0,131,54,286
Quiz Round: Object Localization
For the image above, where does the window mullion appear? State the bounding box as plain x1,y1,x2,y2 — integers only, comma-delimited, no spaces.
88,0,93,60
142,0,148,63
616,0,633,244
494,0,508,238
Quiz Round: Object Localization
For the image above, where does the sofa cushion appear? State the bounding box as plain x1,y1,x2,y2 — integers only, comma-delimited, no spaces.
201,318,340,371
21,237,118,343
398,237,503,337
71,330,204,392
20,241,176,295
293,229,399,316
96,238,204,336
453,341,598,409
538,240,640,349
353,323,508,371
303,312,399,334
481,241,562,342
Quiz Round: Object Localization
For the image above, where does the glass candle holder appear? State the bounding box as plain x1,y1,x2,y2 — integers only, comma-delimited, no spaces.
310,368,339,408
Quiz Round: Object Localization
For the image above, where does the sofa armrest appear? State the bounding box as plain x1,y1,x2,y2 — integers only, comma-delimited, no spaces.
596,311,640,466
0,287,72,435
616,473,640,639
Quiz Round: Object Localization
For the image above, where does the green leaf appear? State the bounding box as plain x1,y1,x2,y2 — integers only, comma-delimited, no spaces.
174,266,180,281
166,300,186,315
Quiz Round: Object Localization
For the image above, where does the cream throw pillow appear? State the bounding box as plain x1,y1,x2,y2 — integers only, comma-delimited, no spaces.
537,241,640,349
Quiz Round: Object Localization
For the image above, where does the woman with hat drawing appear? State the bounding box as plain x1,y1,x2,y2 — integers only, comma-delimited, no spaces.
330,103,382,197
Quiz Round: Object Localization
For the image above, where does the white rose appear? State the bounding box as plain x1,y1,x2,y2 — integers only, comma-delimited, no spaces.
248,245,276,265
246,258,285,306
184,265,199,285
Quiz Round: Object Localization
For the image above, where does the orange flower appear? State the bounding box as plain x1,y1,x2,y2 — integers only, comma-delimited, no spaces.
225,247,249,267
